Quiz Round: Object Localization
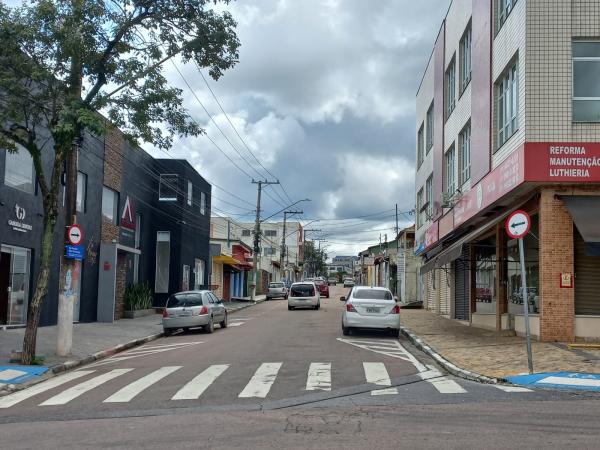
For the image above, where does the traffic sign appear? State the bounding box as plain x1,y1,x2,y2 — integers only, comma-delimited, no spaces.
66,224,84,246
505,210,531,240
65,245,84,260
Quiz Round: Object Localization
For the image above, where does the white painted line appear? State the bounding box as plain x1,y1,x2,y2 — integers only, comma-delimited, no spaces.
238,363,282,398
493,384,533,393
228,322,245,327
306,363,331,391
0,369,28,381
0,370,94,408
40,369,133,406
538,376,600,387
87,343,203,367
421,365,466,394
104,366,182,403
172,365,229,400
363,362,398,396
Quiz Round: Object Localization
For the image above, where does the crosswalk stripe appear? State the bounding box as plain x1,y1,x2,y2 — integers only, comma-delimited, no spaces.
40,369,133,406
238,363,282,398
420,366,466,394
306,363,331,391
104,366,182,403
363,362,398,395
0,370,95,409
228,322,245,327
493,384,533,393
172,365,229,400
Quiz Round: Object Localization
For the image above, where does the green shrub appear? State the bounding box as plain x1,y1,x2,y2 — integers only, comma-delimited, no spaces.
124,282,153,311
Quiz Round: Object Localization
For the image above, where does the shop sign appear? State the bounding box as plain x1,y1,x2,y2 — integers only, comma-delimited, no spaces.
560,273,574,289
424,221,439,250
454,147,524,227
120,196,136,231
362,257,375,266
8,204,33,233
525,143,600,182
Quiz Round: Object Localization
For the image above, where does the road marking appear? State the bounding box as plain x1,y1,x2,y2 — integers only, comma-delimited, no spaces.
87,342,203,367
538,376,600,387
493,384,533,393
172,365,229,400
306,363,331,391
238,363,282,398
228,322,245,327
337,338,424,366
0,370,95,408
104,366,182,403
363,362,398,395
421,365,466,394
40,369,133,406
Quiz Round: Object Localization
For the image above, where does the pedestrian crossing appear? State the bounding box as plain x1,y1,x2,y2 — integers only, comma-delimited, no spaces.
0,362,533,409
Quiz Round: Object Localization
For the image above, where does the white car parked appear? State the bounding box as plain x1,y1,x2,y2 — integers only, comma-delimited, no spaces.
341,286,399,336
288,282,320,310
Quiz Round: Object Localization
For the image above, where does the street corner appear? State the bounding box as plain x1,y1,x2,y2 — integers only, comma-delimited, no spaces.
0,365,49,385
506,372,600,392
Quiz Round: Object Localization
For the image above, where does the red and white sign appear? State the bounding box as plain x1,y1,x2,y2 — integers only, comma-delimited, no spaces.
505,210,531,240
525,142,600,182
67,224,84,245
121,196,136,231
560,273,574,289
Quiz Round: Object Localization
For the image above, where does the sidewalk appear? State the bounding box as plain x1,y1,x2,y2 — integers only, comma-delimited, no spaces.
400,309,600,380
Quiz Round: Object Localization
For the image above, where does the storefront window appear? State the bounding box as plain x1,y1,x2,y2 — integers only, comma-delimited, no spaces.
4,144,35,194
0,245,31,325
474,242,496,314
155,231,170,293
507,215,540,314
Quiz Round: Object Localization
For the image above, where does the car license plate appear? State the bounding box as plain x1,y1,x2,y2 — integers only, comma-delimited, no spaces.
179,311,191,316
366,307,380,313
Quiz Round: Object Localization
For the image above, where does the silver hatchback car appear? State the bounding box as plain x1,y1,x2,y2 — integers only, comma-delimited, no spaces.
162,290,227,335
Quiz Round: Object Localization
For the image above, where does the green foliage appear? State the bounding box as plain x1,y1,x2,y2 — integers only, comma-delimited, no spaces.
304,242,328,277
124,282,153,311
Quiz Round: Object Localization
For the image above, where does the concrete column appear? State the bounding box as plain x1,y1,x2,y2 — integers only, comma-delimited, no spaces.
495,223,507,331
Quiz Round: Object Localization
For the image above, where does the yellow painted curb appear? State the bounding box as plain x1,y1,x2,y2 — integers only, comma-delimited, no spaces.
567,343,600,350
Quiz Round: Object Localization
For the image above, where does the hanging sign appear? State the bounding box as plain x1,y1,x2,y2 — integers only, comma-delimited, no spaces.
505,210,531,240
67,224,84,246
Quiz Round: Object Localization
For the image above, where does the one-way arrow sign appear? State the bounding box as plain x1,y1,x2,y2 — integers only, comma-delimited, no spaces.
506,211,531,240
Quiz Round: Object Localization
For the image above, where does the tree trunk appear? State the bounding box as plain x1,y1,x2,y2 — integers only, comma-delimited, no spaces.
21,209,57,364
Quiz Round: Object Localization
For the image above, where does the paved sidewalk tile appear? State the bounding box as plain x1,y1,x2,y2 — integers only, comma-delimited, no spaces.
401,309,600,379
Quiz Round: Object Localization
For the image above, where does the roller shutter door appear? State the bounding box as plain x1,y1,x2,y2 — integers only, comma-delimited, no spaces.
454,247,470,320
575,230,600,315
439,266,450,315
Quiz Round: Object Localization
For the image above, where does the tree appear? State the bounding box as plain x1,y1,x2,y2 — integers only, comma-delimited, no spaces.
304,242,327,278
0,0,240,364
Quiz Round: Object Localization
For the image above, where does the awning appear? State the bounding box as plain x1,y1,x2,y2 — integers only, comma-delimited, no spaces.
213,254,241,265
561,196,600,242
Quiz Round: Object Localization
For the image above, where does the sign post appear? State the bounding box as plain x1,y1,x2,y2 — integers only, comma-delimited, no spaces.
506,210,534,374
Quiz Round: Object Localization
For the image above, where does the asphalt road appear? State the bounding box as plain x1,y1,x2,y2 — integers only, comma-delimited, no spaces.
1,285,600,449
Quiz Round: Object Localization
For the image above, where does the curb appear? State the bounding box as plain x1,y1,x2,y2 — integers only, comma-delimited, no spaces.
0,298,267,397
400,325,502,384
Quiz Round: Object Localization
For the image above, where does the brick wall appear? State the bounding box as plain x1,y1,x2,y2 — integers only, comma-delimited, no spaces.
103,126,123,191
539,188,575,342
114,253,127,320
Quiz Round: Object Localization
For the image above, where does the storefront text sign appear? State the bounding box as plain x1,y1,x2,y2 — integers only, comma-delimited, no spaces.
120,196,136,231
525,143,600,182
8,204,32,233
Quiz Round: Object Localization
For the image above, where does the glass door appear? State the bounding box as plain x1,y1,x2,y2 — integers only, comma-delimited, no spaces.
1,245,31,326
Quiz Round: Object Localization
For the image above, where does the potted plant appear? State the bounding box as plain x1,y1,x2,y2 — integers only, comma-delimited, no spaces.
123,283,154,319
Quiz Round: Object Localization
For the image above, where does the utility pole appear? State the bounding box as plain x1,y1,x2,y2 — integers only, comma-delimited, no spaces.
250,179,279,301
281,210,302,283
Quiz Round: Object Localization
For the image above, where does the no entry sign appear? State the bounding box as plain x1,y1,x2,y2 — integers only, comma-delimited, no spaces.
506,210,531,240
66,224,84,246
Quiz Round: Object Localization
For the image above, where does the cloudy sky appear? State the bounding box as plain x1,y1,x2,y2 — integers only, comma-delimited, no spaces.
153,0,450,258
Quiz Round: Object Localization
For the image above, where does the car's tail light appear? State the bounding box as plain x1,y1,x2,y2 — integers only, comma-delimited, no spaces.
197,305,208,315
389,305,400,314
346,303,357,312
162,309,169,318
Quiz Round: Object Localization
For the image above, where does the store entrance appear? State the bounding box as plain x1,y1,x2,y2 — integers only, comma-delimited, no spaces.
0,245,31,326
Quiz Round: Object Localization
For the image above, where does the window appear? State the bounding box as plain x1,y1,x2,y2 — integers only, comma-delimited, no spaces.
426,102,434,152
573,41,600,122
264,247,276,257
444,144,456,196
200,192,206,215
159,174,178,201
101,186,119,224
417,123,424,168
446,58,456,118
425,174,433,220
459,123,471,185
76,172,87,213
497,60,519,147
133,213,141,283
187,180,193,206
497,0,517,30
264,230,277,237
194,259,205,289
4,143,34,194
416,188,424,229
242,229,251,237
155,231,170,293
459,24,472,93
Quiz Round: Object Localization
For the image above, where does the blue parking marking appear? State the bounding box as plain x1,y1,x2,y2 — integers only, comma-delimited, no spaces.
0,365,49,384
507,372,600,391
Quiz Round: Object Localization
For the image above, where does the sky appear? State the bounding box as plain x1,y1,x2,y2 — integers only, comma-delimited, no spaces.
6,0,449,259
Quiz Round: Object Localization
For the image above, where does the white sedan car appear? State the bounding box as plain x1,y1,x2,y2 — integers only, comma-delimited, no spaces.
341,286,400,337
288,282,320,310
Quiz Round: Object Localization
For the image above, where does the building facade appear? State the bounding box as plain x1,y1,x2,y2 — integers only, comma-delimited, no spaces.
415,0,600,341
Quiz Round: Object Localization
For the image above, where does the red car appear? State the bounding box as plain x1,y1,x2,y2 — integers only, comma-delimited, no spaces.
314,279,329,298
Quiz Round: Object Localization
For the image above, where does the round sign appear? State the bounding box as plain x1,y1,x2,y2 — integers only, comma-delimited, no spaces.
506,210,531,240
67,224,84,245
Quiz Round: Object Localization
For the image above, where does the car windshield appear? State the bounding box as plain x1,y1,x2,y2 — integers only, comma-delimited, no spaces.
166,293,204,307
353,289,393,300
270,283,284,288
290,284,315,297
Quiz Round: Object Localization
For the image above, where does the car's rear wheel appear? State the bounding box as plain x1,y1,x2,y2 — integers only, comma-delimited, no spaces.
205,317,215,333
342,325,351,336
182,327,190,333
220,312,228,328
315,302,320,310
163,328,172,336
389,329,400,338
288,305,293,311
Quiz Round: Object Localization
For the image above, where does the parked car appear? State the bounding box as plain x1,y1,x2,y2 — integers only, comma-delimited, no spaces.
267,281,288,300
314,279,329,298
162,290,227,335
343,278,355,287
341,287,399,336
327,277,337,286
288,282,320,310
